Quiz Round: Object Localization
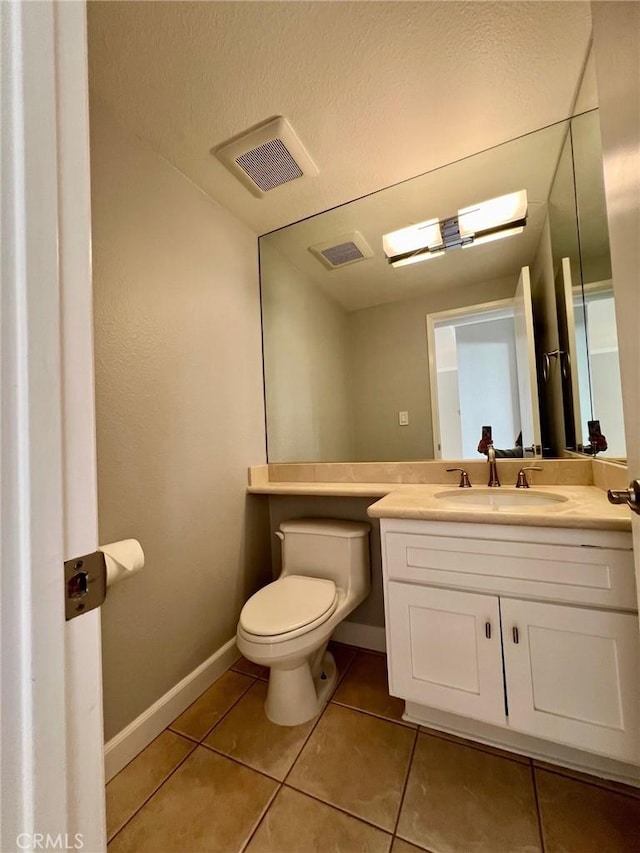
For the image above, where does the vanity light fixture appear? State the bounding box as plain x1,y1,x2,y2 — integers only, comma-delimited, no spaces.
382,218,444,268
383,190,527,267
458,189,527,245
390,249,446,268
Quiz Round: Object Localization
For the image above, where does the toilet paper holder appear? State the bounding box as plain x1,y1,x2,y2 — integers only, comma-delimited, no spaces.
64,538,145,621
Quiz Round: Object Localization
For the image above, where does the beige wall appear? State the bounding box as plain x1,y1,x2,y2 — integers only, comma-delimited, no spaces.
349,277,518,461
91,101,271,740
261,243,354,461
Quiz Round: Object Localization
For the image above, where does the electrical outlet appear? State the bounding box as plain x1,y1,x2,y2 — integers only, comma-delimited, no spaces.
399,411,409,426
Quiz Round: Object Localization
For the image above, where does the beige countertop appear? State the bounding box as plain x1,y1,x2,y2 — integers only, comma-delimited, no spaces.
248,479,631,531
247,481,396,497
366,484,632,531
247,461,631,531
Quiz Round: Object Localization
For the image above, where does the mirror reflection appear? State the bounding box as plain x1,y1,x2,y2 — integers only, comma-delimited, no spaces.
551,109,625,459
261,111,624,463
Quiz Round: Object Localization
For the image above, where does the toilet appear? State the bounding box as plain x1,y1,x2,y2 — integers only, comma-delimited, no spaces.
236,518,371,726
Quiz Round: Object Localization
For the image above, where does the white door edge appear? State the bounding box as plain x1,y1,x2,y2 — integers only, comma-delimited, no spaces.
1,2,106,851
592,4,640,618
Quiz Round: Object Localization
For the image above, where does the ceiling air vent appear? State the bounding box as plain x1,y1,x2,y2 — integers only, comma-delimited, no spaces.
309,233,374,270
213,116,318,198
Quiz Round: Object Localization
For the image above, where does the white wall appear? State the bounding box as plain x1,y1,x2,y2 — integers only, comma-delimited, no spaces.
261,243,354,461
456,317,520,455
90,101,271,739
349,276,517,460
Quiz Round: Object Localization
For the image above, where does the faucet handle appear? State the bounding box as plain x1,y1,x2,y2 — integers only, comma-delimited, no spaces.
446,467,472,488
515,466,543,488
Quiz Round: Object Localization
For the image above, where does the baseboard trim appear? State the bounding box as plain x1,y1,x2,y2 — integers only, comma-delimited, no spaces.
104,637,239,782
332,621,386,652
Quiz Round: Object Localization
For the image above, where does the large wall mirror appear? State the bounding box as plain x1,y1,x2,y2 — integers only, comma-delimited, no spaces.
260,108,625,463
550,110,625,460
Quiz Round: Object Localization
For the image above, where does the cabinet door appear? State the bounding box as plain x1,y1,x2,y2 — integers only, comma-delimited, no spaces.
502,598,640,762
387,583,506,725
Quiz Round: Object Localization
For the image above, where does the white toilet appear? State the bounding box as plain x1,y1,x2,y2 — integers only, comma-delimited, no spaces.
236,518,371,726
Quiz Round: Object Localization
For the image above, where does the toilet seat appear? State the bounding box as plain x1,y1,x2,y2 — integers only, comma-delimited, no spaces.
239,575,338,642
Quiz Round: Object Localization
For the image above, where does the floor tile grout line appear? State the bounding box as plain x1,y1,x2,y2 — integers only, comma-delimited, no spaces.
280,781,396,838
194,673,258,744
107,740,198,845
238,780,284,853
531,764,547,853
392,835,437,853
531,762,640,801
166,727,199,744
393,838,438,853
167,669,258,744
417,725,531,766
106,726,187,783
391,726,420,838
332,644,358,684
330,698,416,730
281,696,333,786
200,742,290,785
230,664,267,680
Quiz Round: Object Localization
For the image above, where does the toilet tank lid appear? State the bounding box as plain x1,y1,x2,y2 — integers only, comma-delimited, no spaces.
279,519,371,538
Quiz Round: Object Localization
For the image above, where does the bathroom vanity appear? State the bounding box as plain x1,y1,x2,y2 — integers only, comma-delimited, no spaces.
367,487,640,783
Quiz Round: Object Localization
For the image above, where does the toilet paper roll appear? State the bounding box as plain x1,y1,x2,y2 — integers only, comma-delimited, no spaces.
99,539,145,587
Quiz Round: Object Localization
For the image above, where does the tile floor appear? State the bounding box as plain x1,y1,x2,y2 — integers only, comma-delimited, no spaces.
106,645,640,853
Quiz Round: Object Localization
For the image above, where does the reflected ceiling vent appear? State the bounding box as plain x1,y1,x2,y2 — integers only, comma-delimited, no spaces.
309,232,374,270
213,116,318,198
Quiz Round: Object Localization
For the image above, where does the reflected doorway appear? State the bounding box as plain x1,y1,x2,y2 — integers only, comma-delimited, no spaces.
428,268,540,460
429,302,521,458
574,283,626,458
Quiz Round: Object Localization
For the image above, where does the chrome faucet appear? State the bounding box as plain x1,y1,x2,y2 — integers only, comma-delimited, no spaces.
487,445,501,487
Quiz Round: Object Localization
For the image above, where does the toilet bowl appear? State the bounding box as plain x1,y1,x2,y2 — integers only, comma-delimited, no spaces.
236,518,371,726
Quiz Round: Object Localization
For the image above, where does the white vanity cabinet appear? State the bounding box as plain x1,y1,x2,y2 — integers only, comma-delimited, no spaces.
381,518,640,766
388,584,507,725
501,598,639,757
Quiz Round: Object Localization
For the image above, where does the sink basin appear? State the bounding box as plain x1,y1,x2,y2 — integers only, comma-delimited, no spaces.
435,488,569,509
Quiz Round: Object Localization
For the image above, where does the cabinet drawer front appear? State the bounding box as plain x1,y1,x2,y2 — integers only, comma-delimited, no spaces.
385,532,636,609
387,583,506,726
502,598,640,762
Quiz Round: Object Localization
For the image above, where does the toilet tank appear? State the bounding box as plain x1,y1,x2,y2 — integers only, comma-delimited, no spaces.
278,518,371,597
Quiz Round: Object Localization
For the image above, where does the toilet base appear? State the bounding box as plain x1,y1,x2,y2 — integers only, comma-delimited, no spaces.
265,650,337,726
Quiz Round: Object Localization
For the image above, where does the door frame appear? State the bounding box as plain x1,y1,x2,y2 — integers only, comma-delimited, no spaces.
1,2,106,850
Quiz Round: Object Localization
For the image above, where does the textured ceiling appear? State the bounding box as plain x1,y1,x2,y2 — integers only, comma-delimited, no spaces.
264,121,569,312
87,1,592,236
